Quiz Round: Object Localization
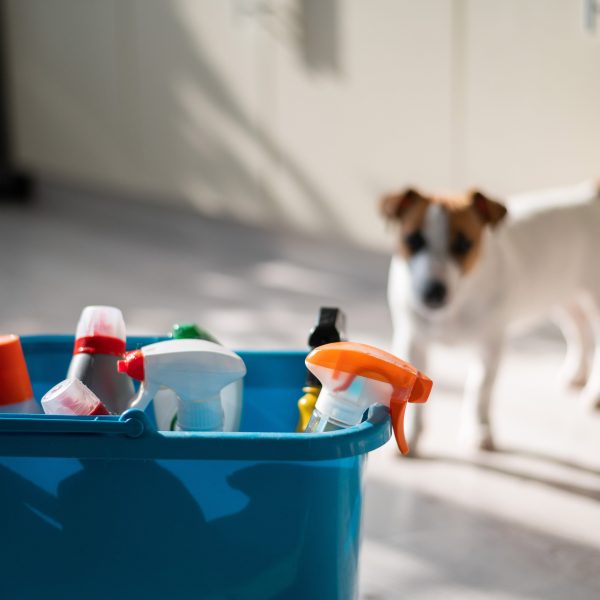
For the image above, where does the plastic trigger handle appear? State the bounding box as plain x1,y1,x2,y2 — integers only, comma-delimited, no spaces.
391,370,432,455
129,381,158,412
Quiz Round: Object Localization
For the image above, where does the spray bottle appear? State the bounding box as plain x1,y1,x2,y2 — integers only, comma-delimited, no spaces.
153,324,243,432
41,378,111,416
118,339,246,432
0,335,40,413
66,306,134,414
304,342,432,454
296,307,346,432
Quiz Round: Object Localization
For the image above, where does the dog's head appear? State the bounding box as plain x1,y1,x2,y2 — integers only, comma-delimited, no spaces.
381,187,507,312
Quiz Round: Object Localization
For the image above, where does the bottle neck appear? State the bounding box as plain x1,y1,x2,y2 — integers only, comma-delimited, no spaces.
313,388,368,428
175,394,224,432
304,408,348,433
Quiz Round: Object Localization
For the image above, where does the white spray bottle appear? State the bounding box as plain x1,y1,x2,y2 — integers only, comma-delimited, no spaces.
153,324,243,432
118,339,246,432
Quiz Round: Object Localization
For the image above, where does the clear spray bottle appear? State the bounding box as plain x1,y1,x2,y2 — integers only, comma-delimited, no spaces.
304,342,432,454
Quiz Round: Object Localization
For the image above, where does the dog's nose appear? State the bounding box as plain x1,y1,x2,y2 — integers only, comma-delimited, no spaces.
423,280,447,308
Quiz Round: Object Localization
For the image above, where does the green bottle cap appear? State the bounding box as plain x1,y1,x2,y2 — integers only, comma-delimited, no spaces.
171,323,220,344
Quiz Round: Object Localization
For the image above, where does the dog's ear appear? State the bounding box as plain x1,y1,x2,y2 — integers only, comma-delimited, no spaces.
470,190,507,227
380,188,422,221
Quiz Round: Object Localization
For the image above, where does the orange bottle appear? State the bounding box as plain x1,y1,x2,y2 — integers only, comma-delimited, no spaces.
304,342,432,454
0,335,39,413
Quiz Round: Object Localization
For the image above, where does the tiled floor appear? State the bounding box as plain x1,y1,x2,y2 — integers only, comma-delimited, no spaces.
2,182,599,599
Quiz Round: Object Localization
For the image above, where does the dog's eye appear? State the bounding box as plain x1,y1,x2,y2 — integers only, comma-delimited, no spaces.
405,231,426,254
451,232,473,257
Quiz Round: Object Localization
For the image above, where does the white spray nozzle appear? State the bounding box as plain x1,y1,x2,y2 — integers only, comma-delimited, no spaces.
119,340,246,431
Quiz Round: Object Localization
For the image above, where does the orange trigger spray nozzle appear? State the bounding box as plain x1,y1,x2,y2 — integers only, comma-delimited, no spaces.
305,342,433,454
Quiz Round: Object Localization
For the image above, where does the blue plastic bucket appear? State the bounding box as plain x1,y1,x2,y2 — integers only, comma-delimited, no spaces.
0,336,390,600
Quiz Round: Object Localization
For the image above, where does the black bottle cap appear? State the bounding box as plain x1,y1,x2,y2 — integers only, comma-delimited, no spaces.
308,307,346,349
305,307,347,386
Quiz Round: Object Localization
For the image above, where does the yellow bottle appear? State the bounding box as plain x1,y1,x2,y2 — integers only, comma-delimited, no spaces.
296,385,320,432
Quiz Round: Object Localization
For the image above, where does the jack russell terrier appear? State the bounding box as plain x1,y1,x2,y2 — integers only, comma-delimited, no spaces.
381,180,600,452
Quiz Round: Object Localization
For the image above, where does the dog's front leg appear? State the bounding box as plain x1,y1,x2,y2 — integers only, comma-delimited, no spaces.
578,294,600,409
392,325,428,454
459,336,503,451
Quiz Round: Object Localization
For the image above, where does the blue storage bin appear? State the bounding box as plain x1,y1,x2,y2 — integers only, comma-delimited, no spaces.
0,335,391,600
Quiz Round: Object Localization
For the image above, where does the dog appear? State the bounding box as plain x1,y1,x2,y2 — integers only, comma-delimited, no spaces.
381,180,600,452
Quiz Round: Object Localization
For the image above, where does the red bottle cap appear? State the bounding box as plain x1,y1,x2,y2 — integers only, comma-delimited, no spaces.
117,350,145,381
74,336,126,356
73,306,127,355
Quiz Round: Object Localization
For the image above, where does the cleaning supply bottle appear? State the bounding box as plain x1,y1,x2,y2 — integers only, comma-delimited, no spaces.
304,342,432,454
66,306,134,415
118,339,246,432
41,378,110,416
0,334,40,413
171,323,219,344
296,307,346,432
153,323,243,432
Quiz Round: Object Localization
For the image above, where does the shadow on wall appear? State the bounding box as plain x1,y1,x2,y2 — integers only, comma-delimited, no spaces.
141,2,342,238
298,0,341,74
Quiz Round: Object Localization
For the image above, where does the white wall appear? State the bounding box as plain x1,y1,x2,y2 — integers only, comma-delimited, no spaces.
5,0,600,249
461,0,600,196
268,0,454,244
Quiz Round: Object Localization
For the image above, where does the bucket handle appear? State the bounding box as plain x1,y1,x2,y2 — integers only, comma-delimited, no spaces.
0,409,150,438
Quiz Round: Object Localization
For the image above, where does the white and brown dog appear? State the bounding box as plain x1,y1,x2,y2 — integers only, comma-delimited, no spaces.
381,180,600,452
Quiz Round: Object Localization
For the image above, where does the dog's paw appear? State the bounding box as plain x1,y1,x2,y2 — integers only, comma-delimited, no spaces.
459,423,495,452
400,445,421,459
402,429,423,457
403,406,424,453
557,363,588,389
568,374,589,389
579,387,600,411
477,433,496,452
